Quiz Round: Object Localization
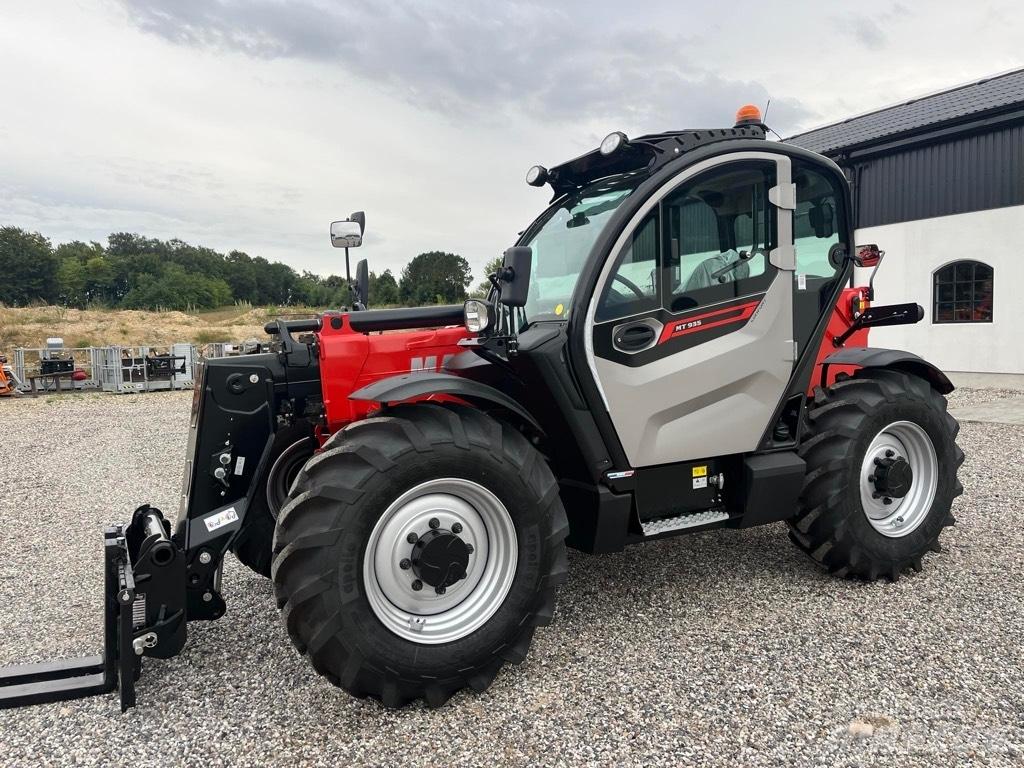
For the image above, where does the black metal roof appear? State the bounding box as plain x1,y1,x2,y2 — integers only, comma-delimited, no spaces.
786,68,1024,155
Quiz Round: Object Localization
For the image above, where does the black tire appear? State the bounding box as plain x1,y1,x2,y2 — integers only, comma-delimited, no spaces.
271,402,569,708
230,420,316,577
789,369,964,581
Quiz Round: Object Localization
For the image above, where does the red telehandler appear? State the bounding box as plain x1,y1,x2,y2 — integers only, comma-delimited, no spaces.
0,106,962,711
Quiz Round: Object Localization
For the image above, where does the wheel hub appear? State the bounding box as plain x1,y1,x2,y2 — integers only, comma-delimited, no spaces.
859,421,938,538
410,529,471,588
363,479,518,644
872,454,914,499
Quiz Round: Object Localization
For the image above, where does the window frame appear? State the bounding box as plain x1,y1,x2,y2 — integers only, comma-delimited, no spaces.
932,260,994,324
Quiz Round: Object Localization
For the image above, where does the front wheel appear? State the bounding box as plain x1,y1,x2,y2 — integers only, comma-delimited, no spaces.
271,402,568,707
789,369,964,581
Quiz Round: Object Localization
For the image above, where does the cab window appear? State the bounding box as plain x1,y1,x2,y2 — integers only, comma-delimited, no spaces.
663,162,777,313
792,161,846,351
595,212,659,322
793,162,844,279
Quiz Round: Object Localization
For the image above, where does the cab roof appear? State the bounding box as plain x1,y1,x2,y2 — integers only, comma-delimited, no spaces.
546,125,766,196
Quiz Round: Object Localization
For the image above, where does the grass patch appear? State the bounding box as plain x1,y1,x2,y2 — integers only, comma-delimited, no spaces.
193,329,231,344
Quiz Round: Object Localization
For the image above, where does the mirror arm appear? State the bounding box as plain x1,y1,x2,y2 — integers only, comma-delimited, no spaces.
866,251,885,301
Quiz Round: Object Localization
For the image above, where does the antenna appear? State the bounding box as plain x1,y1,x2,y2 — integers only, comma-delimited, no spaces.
761,97,784,141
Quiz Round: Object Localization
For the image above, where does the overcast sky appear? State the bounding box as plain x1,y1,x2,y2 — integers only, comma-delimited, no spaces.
1,1,1021,283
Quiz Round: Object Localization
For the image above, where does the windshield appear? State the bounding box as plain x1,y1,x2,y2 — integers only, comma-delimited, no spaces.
521,173,645,322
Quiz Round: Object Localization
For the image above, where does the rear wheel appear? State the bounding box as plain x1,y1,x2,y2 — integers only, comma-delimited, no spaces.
789,369,964,581
271,403,568,707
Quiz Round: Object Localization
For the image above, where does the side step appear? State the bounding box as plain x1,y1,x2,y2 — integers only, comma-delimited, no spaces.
641,509,730,537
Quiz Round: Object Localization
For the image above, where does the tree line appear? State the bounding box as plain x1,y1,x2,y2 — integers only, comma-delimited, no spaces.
0,226,478,311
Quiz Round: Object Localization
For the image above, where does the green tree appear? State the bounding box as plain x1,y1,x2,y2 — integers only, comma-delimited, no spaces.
0,227,59,305
54,241,112,306
121,264,232,310
56,257,87,305
399,251,471,306
369,269,399,306
471,256,503,298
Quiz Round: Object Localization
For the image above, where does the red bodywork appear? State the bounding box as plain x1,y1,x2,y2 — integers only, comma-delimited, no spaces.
316,312,471,434
312,283,872,439
808,286,871,394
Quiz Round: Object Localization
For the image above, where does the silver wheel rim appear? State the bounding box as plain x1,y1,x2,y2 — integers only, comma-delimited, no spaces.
362,478,518,644
859,420,938,538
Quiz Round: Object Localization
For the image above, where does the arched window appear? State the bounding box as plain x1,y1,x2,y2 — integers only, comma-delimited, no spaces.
933,261,993,323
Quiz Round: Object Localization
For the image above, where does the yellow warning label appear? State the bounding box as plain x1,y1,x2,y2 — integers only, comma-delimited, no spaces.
692,465,707,478
555,303,564,316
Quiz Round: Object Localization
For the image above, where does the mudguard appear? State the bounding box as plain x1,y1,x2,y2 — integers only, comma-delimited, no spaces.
349,371,543,434
821,347,954,394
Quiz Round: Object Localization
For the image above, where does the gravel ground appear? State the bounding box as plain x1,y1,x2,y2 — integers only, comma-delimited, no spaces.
0,389,1022,767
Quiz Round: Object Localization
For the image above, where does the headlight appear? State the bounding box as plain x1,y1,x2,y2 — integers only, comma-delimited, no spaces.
464,300,491,333
526,165,548,186
600,131,628,156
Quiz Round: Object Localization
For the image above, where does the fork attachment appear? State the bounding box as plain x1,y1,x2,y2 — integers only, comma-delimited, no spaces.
0,506,187,712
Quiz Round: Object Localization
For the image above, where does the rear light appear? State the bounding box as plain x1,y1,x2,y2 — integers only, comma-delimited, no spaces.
851,292,870,319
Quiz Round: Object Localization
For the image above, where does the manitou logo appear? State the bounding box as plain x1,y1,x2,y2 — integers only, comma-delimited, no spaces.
410,354,454,372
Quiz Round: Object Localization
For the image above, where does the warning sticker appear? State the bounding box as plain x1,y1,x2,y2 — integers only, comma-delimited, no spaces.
204,507,239,533
797,273,807,291
692,476,708,490
692,465,707,478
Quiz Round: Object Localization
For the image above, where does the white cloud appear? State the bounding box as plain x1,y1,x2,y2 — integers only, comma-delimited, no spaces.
0,0,1021,284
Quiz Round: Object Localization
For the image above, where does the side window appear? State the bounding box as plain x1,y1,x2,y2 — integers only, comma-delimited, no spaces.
596,212,659,322
793,162,844,279
663,162,777,313
934,261,993,323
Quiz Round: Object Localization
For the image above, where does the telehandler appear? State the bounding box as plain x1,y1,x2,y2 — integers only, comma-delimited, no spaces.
0,106,962,711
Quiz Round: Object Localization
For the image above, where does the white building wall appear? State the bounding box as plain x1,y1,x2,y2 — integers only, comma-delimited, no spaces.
854,204,1024,375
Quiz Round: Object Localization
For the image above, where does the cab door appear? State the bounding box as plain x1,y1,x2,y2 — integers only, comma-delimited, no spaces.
584,152,797,468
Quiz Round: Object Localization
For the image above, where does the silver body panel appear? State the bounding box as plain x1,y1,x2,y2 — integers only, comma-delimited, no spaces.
584,152,796,467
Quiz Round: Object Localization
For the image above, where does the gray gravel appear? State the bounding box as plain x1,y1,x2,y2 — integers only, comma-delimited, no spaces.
0,389,1022,767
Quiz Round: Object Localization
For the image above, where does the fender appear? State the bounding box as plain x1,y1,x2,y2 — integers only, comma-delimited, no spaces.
821,347,954,394
349,371,544,434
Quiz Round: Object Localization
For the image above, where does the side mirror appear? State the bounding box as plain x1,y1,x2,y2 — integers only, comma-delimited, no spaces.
854,244,882,267
355,259,369,309
331,220,362,248
498,246,532,307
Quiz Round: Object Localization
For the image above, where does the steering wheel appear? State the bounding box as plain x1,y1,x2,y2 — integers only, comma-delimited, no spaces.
613,273,646,300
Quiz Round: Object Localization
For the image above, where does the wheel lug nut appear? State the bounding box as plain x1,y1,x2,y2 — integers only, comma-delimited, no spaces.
465,543,474,554
883,497,893,505
885,449,895,458
428,518,440,529
406,532,418,543
411,580,423,591
399,558,411,570
868,475,876,482
451,522,463,534
435,586,446,595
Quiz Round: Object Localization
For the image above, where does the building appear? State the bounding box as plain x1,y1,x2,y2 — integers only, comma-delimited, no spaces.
787,69,1024,377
